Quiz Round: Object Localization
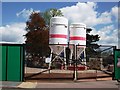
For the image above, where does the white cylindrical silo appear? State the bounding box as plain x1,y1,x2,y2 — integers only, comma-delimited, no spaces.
49,17,68,44
69,23,86,45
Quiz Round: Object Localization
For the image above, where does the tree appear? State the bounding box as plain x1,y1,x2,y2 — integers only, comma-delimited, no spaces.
86,28,100,60
25,30,50,56
26,12,47,31
25,12,50,67
43,8,63,26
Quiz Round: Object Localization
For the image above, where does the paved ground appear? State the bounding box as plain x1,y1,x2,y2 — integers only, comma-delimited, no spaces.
0,81,21,88
0,67,119,89
25,67,102,74
25,67,110,79
0,79,120,89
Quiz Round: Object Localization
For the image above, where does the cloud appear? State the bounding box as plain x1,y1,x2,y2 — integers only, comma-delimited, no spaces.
16,8,40,20
111,6,119,21
0,22,27,43
60,2,112,27
90,25,118,46
97,11,112,24
60,2,118,47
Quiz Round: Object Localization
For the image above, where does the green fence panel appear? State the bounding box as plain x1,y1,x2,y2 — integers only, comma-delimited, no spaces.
7,46,21,81
0,46,1,80
0,46,7,81
114,49,120,80
0,44,24,81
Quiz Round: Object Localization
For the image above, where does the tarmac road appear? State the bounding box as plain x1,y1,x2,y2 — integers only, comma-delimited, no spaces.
36,80,119,88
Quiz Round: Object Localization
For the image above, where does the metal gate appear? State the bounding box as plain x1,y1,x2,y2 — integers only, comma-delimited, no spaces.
25,44,75,81
75,45,116,81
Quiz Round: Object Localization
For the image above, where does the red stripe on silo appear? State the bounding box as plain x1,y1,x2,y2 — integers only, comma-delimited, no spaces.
50,34,67,38
70,36,86,40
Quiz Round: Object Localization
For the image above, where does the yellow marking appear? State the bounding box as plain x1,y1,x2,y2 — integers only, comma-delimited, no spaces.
18,82,37,88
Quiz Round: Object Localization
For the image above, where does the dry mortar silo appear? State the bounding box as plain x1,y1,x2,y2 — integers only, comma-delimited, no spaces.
69,23,87,71
49,17,68,69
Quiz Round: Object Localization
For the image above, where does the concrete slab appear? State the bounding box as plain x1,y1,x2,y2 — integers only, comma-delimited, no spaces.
18,82,37,88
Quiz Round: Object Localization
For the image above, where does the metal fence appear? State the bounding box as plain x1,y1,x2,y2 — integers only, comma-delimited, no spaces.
25,44,116,81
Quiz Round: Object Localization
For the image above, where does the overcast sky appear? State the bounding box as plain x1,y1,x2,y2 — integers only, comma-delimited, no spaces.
0,2,119,47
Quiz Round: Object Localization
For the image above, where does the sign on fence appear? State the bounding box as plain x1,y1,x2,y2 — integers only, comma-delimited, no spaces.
114,49,120,80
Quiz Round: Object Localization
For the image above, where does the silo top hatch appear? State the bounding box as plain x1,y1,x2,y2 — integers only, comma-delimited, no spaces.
70,23,86,28
50,17,68,27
